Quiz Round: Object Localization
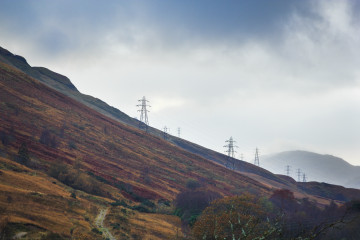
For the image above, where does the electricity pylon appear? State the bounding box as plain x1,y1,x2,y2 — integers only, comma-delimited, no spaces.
254,148,260,166
302,173,307,182
224,137,238,170
285,165,291,176
177,127,181,138
296,168,301,182
163,126,169,140
137,96,150,131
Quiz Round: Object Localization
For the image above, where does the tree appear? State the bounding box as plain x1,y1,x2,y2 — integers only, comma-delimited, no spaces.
192,194,281,240
73,157,82,171
17,143,30,165
40,129,57,148
175,189,221,226
70,192,77,199
269,189,296,211
317,200,360,240
0,206,9,240
186,179,201,190
0,131,9,146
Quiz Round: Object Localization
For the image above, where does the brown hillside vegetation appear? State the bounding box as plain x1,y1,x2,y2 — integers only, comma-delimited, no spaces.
0,156,101,239
2,46,359,203
0,59,270,238
2,54,360,238
0,61,269,200
0,46,318,196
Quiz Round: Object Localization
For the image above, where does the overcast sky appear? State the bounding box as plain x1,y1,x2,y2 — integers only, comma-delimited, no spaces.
1,0,359,167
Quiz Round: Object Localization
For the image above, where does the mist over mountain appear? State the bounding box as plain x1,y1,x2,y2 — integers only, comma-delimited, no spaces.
262,150,360,189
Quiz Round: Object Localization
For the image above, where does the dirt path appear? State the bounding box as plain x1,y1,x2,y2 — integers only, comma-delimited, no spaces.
12,232,27,239
95,208,116,240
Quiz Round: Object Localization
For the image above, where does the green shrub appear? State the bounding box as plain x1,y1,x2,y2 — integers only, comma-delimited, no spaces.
70,192,76,199
91,228,102,235
48,163,108,197
110,200,129,208
111,223,121,230
87,171,110,184
17,143,30,165
68,141,77,150
158,199,171,206
141,199,155,208
132,204,152,213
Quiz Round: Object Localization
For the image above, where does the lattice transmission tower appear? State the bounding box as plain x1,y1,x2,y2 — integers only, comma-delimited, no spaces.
285,165,291,176
137,96,150,131
254,148,260,167
296,168,302,182
224,137,238,169
302,173,307,182
163,126,169,140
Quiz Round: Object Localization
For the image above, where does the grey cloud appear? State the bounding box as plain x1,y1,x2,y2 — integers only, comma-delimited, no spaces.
1,0,359,165
0,0,309,54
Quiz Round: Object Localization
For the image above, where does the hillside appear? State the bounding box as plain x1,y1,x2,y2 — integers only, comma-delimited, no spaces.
1,48,360,238
0,46,294,187
2,47,360,200
0,46,137,128
0,156,108,239
0,54,272,238
261,151,360,189
0,60,270,199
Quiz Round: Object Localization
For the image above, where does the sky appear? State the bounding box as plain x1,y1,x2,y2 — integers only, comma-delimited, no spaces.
1,0,360,167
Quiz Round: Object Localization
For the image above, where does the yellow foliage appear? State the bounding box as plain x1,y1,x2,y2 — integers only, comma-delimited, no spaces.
193,194,274,240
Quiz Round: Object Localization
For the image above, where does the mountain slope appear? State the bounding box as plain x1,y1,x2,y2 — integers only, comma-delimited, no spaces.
0,46,137,127
262,150,360,189
0,59,273,238
2,48,360,238
2,47,360,198
0,156,104,239
0,60,270,200
0,46,294,191
1,46,359,199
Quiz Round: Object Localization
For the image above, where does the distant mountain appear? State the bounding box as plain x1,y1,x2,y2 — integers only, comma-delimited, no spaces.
261,150,360,189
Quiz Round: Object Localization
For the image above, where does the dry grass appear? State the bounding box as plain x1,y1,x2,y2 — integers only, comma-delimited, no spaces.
0,157,101,239
104,205,183,240
130,213,183,240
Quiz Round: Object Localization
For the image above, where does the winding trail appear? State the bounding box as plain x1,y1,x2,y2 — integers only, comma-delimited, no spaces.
95,208,116,240
13,232,27,239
